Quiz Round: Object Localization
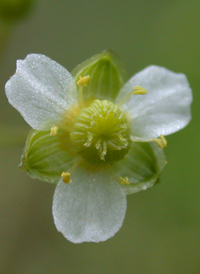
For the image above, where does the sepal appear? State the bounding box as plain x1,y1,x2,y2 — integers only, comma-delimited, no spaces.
72,50,126,102
19,129,75,183
112,142,167,195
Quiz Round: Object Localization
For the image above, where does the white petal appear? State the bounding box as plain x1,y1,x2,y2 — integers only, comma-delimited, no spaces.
117,66,192,138
52,164,126,243
5,54,78,130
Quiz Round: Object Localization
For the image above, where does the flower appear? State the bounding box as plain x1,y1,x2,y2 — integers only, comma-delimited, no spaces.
5,51,192,243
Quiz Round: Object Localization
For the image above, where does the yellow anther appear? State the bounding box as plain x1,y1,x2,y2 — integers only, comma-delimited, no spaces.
160,135,167,147
119,177,130,185
61,172,71,184
77,75,90,108
77,75,90,87
152,135,167,148
50,125,58,136
117,86,147,107
133,86,147,95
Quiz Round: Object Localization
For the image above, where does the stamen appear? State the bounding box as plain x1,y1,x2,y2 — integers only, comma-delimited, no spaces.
77,75,90,86
61,158,81,184
130,136,152,142
132,86,147,95
117,86,147,107
77,75,90,108
70,157,82,174
50,125,58,136
61,172,71,184
119,177,130,185
152,134,167,148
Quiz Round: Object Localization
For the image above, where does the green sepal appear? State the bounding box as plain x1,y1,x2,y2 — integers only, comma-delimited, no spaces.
112,142,167,195
19,129,75,184
71,50,127,102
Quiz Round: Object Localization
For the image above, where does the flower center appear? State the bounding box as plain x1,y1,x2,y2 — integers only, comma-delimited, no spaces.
70,99,131,164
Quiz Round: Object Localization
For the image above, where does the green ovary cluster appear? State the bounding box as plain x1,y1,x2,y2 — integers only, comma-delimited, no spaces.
70,100,131,164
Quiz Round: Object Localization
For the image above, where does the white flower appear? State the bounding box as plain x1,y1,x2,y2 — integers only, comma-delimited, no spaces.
5,53,192,243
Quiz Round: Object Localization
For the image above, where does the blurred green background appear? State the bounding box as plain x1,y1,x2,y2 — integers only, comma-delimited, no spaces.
0,0,199,273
